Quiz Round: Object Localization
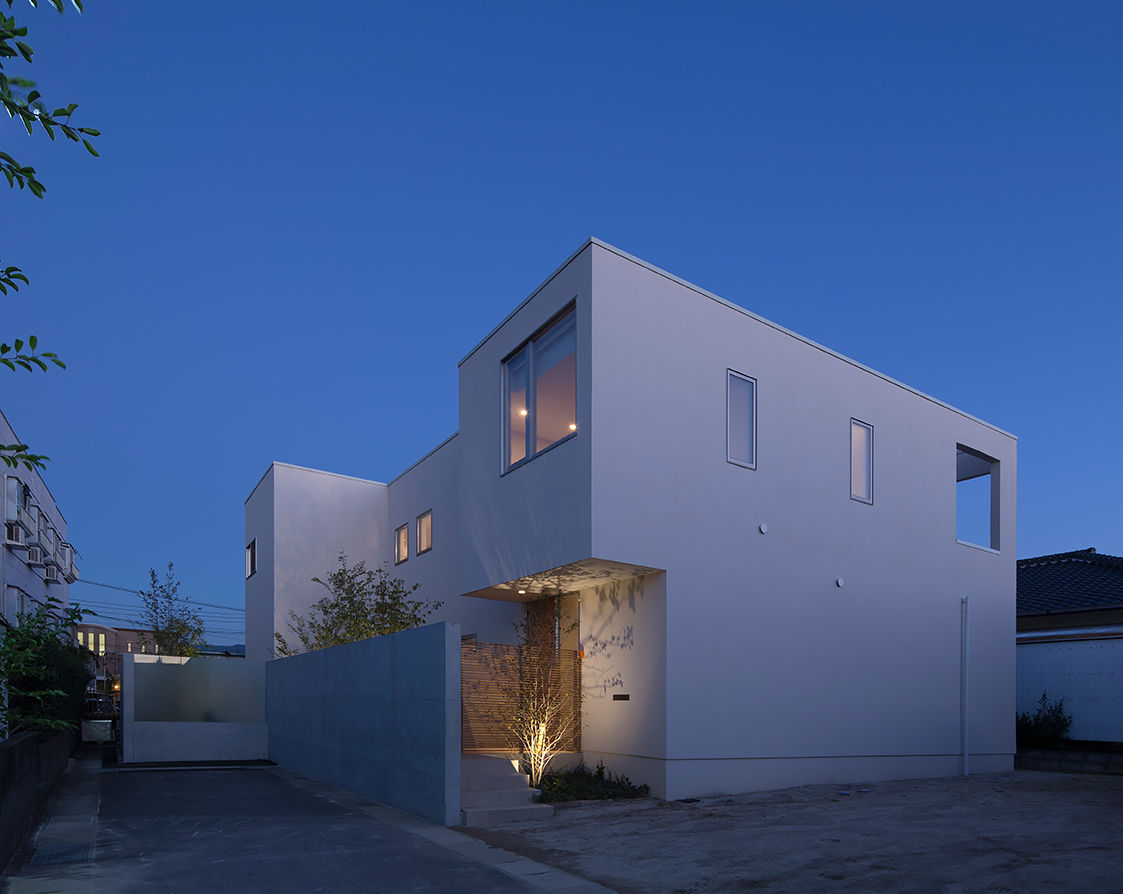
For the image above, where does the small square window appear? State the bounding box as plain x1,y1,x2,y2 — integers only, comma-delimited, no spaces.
727,370,757,469
395,524,409,564
850,419,873,504
417,510,432,555
245,539,257,579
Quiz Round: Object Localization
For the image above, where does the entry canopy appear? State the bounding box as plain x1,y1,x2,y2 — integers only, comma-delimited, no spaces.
465,557,664,601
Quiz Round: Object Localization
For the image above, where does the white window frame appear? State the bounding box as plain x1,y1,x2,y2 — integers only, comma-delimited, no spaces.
394,523,409,565
726,369,757,470
416,510,432,555
502,305,577,473
245,539,257,579
850,418,874,504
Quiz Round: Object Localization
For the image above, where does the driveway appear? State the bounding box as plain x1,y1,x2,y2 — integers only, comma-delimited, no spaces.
464,771,1123,893
3,755,606,893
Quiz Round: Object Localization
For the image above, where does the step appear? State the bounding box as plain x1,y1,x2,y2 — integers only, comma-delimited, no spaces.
461,772,532,792
460,802,554,827
461,755,521,776
461,787,540,809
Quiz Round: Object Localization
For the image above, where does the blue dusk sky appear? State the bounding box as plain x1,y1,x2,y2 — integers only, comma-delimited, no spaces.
4,2,1120,641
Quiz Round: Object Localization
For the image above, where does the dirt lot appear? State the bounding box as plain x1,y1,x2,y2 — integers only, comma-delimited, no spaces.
464,771,1123,893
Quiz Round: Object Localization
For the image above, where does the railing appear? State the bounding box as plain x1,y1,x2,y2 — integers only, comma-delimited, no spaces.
461,639,581,753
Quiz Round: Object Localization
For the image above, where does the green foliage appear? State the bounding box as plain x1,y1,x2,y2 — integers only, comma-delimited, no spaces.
1,0,98,197
1017,690,1073,750
537,761,650,803
0,596,92,737
139,563,207,658
1,0,98,471
274,552,443,656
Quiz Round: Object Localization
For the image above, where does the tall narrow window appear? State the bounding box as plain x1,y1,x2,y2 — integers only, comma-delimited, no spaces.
395,523,409,564
417,510,432,555
245,539,257,578
77,630,85,647
727,370,757,469
98,633,106,656
504,307,576,470
850,419,873,503
956,445,1000,550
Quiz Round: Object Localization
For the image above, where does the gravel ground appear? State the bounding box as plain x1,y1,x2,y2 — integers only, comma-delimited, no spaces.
462,771,1123,893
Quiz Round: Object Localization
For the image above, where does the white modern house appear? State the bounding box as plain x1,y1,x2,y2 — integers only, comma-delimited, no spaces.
246,238,1017,800
2,408,78,626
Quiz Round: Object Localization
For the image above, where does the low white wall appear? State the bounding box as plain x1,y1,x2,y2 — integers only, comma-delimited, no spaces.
1017,638,1123,742
267,622,462,826
122,654,268,763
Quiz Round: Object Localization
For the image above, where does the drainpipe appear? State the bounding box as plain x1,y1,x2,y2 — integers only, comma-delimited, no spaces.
961,596,970,777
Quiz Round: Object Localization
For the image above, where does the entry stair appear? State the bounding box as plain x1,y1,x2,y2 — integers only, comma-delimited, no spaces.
460,754,553,826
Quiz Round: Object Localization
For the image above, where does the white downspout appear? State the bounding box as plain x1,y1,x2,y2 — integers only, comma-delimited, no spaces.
961,596,970,777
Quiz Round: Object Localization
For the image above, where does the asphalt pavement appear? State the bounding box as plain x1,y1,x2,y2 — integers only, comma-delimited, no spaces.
2,750,608,893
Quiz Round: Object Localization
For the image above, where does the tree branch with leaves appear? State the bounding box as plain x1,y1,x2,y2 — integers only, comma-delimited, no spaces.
1,0,98,471
275,552,443,657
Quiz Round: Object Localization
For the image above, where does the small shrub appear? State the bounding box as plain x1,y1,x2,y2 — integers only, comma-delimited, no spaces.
1017,691,1073,749
537,761,650,803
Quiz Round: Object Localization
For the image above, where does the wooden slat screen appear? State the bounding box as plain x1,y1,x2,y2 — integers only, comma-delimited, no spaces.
461,640,581,753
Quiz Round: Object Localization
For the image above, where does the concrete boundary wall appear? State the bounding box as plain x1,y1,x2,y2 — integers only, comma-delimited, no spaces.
122,655,268,763
0,730,75,870
267,622,462,825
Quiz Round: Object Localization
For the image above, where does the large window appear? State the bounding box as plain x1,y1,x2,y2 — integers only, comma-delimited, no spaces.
417,510,432,555
727,370,757,469
850,419,873,503
504,307,576,470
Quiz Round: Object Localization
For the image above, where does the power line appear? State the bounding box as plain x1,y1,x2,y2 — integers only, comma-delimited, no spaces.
73,578,245,613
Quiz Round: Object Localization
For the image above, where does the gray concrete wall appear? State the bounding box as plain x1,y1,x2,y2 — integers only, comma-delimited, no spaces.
267,622,462,826
0,730,75,870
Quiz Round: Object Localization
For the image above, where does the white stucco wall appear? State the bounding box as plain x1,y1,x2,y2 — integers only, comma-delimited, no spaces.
386,436,518,643
587,243,1016,797
244,462,388,660
455,245,594,596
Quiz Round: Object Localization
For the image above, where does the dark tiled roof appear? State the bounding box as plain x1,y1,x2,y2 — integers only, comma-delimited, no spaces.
1017,548,1123,615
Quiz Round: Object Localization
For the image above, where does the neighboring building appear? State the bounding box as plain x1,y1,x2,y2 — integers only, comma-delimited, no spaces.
2,408,78,626
245,238,1018,799
75,624,154,691
1017,548,1123,742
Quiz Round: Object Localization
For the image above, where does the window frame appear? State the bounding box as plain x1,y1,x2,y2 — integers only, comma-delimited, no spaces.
502,304,577,474
850,418,874,505
726,369,758,470
245,539,257,579
394,523,409,565
416,510,433,555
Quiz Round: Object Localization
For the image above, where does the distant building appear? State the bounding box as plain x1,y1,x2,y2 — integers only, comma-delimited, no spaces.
75,623,155,691
2,408,78,626
1017,547,1123,742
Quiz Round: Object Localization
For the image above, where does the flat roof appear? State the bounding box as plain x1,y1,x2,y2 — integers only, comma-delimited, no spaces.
460,237,1016,440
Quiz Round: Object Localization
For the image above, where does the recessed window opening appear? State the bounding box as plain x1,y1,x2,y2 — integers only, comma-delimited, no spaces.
727,370,757,469
417,510,432,555
504,306,576,470
956,445,1000,551
245,539,257,579
850,419,873,504
395,523,409,564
